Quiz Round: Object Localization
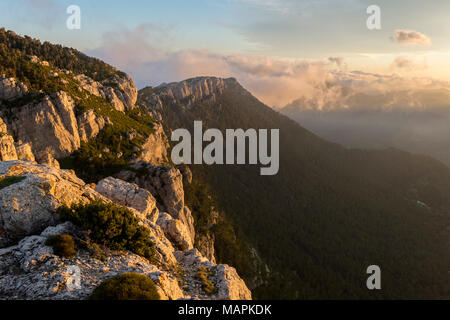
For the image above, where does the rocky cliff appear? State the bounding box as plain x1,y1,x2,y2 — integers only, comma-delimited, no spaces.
0,63,164,168
0,31,251,300
0,160,251,300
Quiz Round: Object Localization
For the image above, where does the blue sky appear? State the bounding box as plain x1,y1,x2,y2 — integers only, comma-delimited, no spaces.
2,0,450,106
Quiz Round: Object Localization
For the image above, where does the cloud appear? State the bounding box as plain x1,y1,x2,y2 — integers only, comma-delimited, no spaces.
390,56,428,71
393,29,431,46
88,25,445,109
328,57,344,66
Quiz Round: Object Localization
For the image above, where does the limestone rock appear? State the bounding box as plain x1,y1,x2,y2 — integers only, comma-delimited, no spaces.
157,212,194,251
0,76,28,100
95,177,159,223
14,142,35,161
214,265,252,300
0,227,184,300
0,118,18,161
174,249,251,300
0,158,251,300
134,123,169,165
196,232,216,264
117,163,185,218
157,77,233,108
77,110,109,142
75,73,137,111
150,271,185,300
0,161,102,246
0,134,18,161
9,91,81,160
35,150,60,168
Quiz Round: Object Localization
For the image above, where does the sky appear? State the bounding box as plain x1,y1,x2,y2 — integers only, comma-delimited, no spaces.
2,0,450,107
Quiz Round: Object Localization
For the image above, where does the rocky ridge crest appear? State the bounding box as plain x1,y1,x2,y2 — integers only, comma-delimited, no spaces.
0,160,251,300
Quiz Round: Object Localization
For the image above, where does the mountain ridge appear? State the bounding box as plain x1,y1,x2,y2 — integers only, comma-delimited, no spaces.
0,30,251,300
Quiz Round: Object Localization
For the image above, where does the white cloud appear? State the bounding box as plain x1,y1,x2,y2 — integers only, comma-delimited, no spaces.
88,25,447,109
390,56,428,71
393,30,432,46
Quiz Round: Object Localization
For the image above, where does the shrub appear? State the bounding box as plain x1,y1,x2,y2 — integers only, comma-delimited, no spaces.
0,175,25,190
58,201,156,261
89,272,161,300
45,234,76,258
196,266,216,295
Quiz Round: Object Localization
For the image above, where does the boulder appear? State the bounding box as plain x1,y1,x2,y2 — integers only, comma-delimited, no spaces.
157,212,194,251
0,225,185,300
214,265,252,300
95,177,159,223
0,76,27,100
0,135,17,161
0,161,102,246
14,142,35,161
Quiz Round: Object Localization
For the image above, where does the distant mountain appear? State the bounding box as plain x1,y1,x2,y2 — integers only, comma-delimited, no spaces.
282,82,450,166
139,76,450,299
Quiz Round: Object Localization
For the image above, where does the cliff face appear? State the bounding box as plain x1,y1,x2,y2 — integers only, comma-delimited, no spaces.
0,32,251,300
139,77,238,121
75,73,137,112
0,160,251,300
0,67,163,167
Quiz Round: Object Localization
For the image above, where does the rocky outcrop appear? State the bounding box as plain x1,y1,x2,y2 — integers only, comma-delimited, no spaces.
175,249,252,300
8,91,81,161
0,161,104,246
157,212,194,251
76,109,109,143
0,160,251,300
214,265,252,300
0,118,17,161
1,91,112,166
75,74,137,112
196,232,216,264
14,142,35,161
117,163,184,217
0,135,17,161
0,76,27,100
134,123,169,165
95,177,159,223
0,227,183,300
116,162,196,243
158,77,234,107
138,77,238,121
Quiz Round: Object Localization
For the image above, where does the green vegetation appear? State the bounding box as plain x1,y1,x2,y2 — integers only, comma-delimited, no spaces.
89,273,161,300
0,28,123,86
57,75,154,182
196,266,216,295
142,80,450,299
45,234,76,258
0,29,156,183
183,176,256,282
58,201,156,262
58,89,154,182
60,125,144,182
0,175,25,190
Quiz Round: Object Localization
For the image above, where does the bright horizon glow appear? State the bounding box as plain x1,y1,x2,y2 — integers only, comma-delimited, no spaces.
1,0,450,106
